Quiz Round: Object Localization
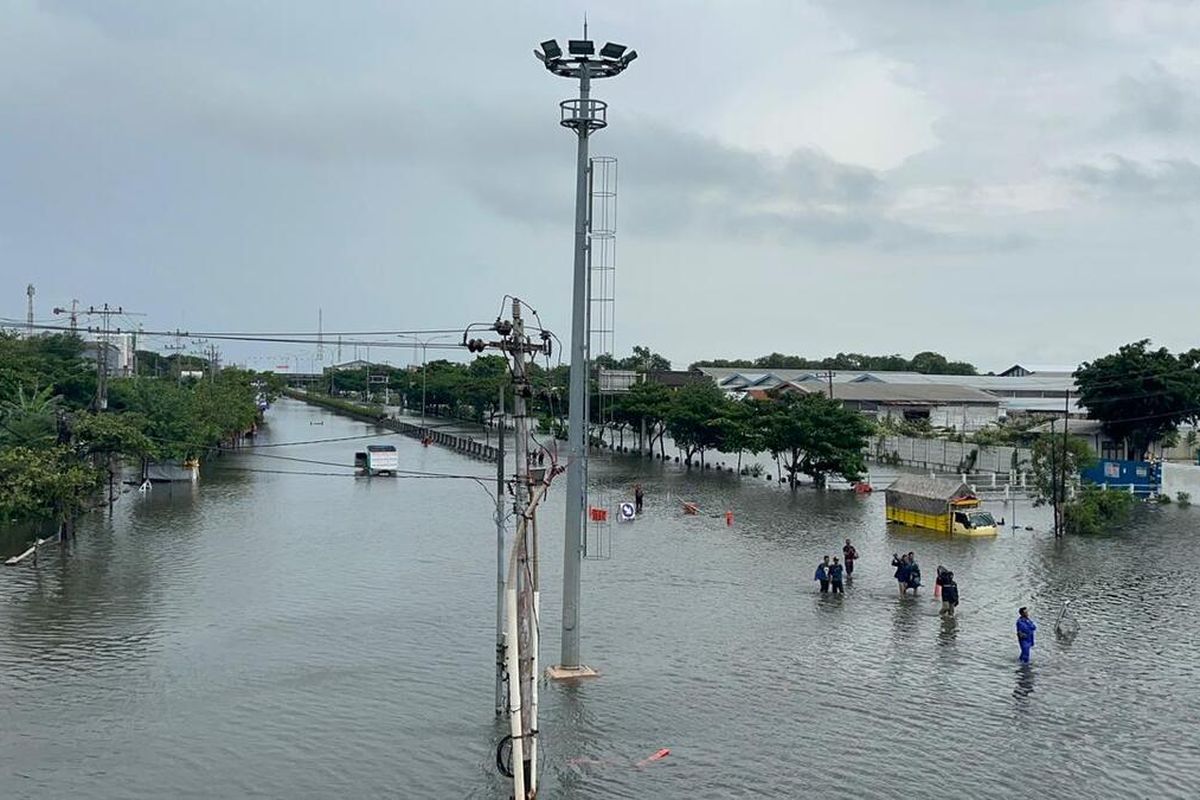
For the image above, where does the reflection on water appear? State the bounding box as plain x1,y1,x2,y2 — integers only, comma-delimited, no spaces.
3,398,1200,799
1013,663,1036,702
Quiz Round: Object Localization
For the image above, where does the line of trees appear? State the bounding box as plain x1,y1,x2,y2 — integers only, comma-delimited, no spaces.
0,332,275,539
602,382,874,488
312,346,874,488
690,351,977,375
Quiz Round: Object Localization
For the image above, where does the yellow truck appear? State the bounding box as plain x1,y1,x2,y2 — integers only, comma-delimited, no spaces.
885,475,997,536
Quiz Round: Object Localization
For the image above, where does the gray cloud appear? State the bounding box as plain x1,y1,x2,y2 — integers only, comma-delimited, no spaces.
1110,63,1200,136
1065,155,1200,202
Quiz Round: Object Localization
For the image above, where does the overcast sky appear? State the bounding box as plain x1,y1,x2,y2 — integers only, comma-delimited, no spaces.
3,0,1199,371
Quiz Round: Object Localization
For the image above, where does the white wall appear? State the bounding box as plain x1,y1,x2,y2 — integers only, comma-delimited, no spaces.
1161,463,1200,500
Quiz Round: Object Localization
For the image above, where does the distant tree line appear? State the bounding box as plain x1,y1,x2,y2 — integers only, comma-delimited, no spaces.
690,351,977,375
589,381,873,488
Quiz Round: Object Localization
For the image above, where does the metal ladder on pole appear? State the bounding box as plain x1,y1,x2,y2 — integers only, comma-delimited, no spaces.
584,156,617,561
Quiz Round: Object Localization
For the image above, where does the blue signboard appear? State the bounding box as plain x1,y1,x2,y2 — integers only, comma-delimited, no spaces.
1079,459,1160,496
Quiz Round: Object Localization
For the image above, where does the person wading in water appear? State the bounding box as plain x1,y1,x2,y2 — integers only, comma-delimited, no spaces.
1017,607,1037,662
814,556,831,593
940,571,959,616
842,539,858,579
829,557,845,594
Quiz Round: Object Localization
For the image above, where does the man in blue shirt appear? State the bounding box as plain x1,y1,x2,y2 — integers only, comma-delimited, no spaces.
829,557,845,594
814,557,830,593
1017,607,1037,663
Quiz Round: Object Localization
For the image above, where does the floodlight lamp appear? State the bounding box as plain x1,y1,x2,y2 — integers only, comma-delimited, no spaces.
534,49,547,63
568,39,595,55
621,49,638,66
599,42,627,59
541,39,562,59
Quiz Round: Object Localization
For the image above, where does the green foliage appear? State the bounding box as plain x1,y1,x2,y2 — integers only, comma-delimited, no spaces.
1063,486,1135,535
286,390,386,421
611,381,673,454
1075,340,1200,460
0,446,103,525
664,383,732,466
1177,491,1192,508
0,385,63,447
1029,434,1096,506
690,350,976,375
760,392,873,488
0,338,269,530
875,415,935,439
0,332,96,409
104,375,257,459
71,410,156,459
595,345,672,372
969,417,1042,447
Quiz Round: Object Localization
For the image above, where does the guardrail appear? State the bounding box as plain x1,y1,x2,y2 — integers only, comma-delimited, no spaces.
283,389,499,462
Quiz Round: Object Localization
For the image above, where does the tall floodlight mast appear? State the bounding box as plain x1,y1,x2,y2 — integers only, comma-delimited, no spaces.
535,34,637,679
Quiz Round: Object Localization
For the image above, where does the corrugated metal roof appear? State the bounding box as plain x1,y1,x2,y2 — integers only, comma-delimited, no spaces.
806,382,1001,404
998,364,1078,376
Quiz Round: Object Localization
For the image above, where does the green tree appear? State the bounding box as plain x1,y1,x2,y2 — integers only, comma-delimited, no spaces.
1029,434,1096,507
1075,340,1200,460
0,385,63,447
689,350,977,375
613,381,673,456
0,445,103,536
664,383,732,467
720,398,767,473
760,393,873,489
72,411,156,459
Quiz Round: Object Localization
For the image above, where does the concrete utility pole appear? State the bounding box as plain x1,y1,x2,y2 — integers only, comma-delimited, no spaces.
317,308,324,365
494,387,507,716
814,369,835,399
84,304,124,411
53,300,80,332
471,299,555,799
1059,390,1070,536
26,284,34,336
1050,417,1060,537
535,30,636,679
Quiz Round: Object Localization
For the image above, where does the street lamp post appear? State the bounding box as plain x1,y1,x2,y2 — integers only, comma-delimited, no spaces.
535,34,636,679
397,334,453,428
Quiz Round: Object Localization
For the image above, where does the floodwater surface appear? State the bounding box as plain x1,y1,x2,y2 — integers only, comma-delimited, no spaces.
2,398,1197,798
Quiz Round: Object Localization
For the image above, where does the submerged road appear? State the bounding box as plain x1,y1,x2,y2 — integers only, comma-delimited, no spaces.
2,397,1197,798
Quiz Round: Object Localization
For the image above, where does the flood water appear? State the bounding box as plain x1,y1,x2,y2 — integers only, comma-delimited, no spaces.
2,398,1198,799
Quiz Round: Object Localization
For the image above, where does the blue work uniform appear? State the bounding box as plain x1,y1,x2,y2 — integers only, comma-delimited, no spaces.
1017,616,1037,662
829,563,844,594
815,564,829,593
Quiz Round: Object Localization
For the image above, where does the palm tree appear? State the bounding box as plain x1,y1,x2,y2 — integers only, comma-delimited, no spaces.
0,385,63,447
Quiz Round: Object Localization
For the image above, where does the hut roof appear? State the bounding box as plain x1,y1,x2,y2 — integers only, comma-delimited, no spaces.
886,475,972,500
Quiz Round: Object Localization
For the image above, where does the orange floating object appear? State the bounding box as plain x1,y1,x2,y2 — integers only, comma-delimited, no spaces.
636,748,671,766
725,510,733,526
